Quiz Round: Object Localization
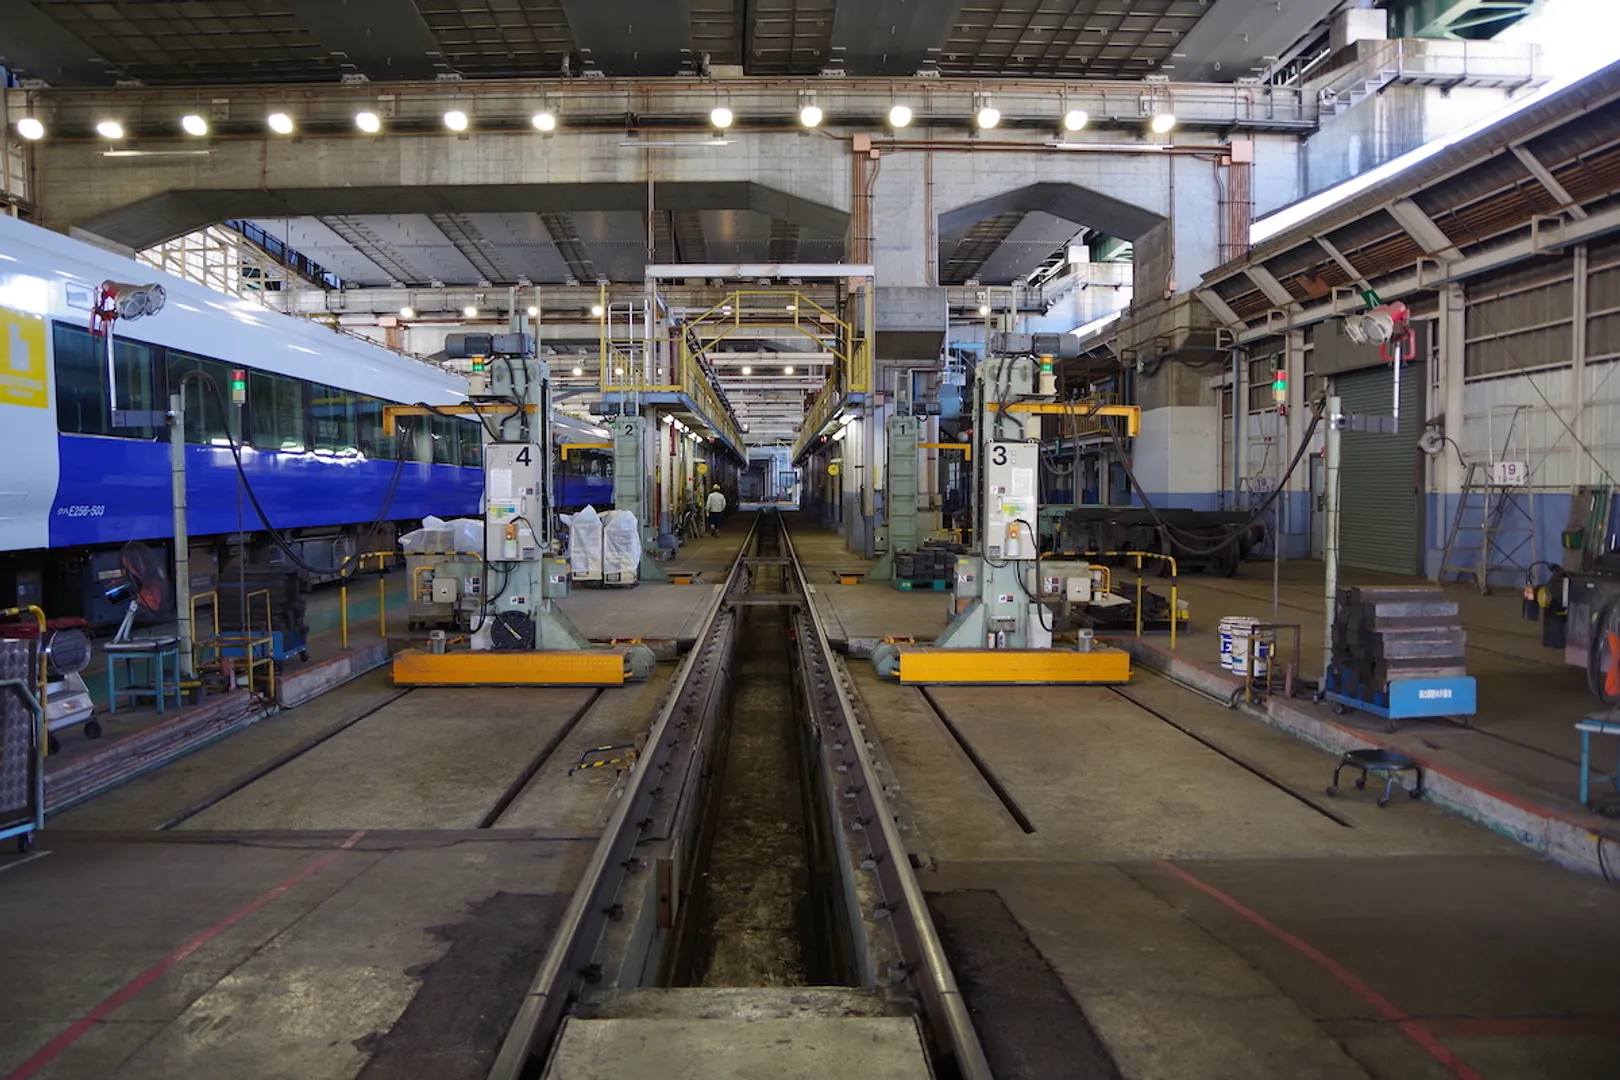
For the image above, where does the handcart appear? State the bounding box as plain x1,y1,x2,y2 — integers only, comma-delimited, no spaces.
1318,664,1476,733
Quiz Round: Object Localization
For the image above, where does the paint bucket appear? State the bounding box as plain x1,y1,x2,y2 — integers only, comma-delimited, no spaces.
1218,615,1246,671
1227,618,1270,678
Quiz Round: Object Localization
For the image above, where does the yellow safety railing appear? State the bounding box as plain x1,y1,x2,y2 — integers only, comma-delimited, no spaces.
1079,550,1184,650
596,335,744,453
340,552,395,650
683,286,870,409
194,588,277,699
793,375,846,461
675,338,745,450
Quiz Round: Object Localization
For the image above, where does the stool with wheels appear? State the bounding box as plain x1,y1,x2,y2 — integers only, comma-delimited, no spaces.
1326,748,1424,808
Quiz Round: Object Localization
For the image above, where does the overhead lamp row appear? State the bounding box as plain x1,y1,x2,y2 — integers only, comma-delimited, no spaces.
10,109,558,140
397,302,605,319
12,103,1175,140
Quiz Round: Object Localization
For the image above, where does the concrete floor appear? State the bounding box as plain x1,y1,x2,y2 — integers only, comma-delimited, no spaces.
0,654,671,1079
11,517,1619,1080
805,524,1620,1079
1170,559,1608,811
550,519,752,641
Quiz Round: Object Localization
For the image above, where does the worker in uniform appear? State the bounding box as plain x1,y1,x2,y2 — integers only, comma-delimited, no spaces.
706,484,727,536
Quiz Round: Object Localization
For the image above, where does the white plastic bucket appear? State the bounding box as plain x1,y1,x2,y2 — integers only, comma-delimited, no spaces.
1226,617,1270,678
1218,615,1247,672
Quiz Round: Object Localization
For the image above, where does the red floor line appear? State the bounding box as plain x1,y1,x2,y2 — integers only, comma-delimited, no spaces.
4,829,367,1080
1157,860,1485,1080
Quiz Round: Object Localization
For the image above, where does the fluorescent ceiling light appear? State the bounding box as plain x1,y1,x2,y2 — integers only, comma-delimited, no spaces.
888,104,912,128
95,120,124,139
355,111,381,133
267,112,294,134
799,104,823,128
180,114,208,136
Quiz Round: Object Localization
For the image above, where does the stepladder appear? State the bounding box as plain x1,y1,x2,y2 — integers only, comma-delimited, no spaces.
1437,460,1537,594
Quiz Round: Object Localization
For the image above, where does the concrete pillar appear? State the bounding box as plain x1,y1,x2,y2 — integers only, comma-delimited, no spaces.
872,152,931,287
1282,330,1308,557
1431,281,1467,577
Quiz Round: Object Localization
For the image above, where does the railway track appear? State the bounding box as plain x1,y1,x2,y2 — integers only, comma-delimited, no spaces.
488,509,991,1080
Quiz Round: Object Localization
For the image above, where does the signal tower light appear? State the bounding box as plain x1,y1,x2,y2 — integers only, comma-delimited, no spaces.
1272,363,1287,413
230,369,247,406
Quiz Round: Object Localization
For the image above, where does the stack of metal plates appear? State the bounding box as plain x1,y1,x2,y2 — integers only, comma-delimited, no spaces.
1332,586,1467,691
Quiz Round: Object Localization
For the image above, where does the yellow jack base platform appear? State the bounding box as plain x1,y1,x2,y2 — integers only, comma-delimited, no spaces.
392,647,630,686
894,646,1130,685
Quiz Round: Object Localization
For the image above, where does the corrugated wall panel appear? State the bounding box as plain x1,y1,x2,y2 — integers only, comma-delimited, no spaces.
1463,254,1575,378
1581,359,1620,481
1461,370,1574,487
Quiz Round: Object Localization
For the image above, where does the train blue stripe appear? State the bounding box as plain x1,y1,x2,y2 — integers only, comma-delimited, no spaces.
47,435,613,549
49,435,483,548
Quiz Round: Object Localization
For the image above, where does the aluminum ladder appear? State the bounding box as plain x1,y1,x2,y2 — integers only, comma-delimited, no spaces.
1436,460,1538,594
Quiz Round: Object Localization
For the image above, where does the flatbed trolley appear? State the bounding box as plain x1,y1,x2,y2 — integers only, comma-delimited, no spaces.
1318,665,1476,733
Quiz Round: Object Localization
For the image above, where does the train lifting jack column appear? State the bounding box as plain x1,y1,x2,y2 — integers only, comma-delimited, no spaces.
389,333,655,687
873,349,1132,685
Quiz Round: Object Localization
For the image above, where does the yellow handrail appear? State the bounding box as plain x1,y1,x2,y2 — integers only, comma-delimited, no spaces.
340,552,394,650
1079,550,1181,650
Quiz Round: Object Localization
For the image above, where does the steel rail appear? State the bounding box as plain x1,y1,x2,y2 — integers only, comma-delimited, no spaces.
780,520,994,1080
486,514,762,1080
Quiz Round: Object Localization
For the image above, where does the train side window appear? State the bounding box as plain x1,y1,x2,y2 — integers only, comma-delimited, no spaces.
52,323,157,438
312,384,357,454
353,395,383,458
430,416,457,465
166,352,240,445
248,371,307,452
395,415,431,463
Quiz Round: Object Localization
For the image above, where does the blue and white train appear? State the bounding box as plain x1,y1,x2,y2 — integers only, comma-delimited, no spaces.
0,215,611,621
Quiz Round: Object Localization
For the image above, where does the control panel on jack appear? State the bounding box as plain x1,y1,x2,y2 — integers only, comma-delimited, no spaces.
484,442,542,562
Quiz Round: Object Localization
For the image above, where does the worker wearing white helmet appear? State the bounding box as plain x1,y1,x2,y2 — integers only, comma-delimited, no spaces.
705,484,727,536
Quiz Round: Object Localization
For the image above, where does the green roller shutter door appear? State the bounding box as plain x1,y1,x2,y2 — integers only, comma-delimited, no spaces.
1337,363,1425,576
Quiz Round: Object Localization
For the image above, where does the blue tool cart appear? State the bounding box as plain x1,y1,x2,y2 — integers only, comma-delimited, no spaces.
1320,665,1477,733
